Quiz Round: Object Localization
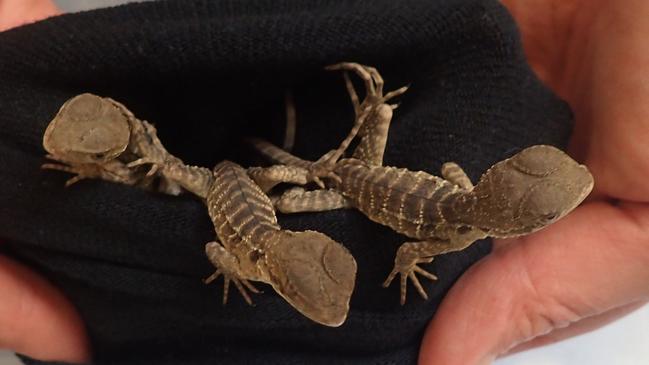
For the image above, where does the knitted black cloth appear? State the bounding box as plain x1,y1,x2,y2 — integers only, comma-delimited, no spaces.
0,0,572,364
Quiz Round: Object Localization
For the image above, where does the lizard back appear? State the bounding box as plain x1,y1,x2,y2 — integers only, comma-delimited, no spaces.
334,159,461,240
208,161,280,249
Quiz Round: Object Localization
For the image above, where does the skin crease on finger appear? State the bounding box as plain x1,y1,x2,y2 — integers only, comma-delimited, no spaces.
419,0,649,364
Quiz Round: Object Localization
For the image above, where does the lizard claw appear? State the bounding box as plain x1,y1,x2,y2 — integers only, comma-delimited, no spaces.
204,270,260,306
204,241,260,306
127,157,162,178
383,249,437,305
312,176,326,189
127,157,158,169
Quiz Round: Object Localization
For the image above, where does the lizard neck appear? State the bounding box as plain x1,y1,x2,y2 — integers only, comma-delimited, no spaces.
441,189,526,237
438,190,479,225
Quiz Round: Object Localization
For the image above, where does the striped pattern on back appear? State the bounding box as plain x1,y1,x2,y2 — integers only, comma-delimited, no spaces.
207,161,280,248
334,159,459,240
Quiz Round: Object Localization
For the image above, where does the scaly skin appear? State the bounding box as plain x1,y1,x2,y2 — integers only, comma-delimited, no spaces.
250,64,594,304
251,139,594,304
204,161,357,327
42,93,358,327
42,93,211,196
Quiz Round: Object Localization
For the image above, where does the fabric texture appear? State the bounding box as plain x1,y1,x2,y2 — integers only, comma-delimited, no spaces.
0,0,573,363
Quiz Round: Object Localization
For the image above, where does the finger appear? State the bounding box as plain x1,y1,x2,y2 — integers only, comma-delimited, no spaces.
499,0,587,95
505,300,648,355
0,0,60,31
419,201,649,365
0,254,90,363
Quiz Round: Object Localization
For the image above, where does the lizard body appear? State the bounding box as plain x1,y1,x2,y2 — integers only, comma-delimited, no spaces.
252,135,594,305
204,161,357,327
249,64,594,304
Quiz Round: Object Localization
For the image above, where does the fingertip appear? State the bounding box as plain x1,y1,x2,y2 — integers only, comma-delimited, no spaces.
417,263,507,365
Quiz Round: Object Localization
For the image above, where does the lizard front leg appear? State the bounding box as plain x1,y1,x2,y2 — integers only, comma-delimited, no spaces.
125,120,188,194
383,234,481,305
42,155,140,187
204,241,260,305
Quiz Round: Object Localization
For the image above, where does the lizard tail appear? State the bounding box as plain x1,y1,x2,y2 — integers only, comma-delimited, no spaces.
246,138,312,169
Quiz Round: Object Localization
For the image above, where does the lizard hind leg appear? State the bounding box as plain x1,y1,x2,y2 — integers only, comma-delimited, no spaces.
204,241,260,305
326,62,381,102
327,63,408,167
316,63,390,168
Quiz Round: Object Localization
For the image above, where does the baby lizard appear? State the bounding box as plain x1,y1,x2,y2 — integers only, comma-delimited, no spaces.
41,94,357,326
249,64,595,305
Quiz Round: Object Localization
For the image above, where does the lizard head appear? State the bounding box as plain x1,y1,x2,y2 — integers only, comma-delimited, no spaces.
469,145,593,237
43,93,130,164
265,230,357,327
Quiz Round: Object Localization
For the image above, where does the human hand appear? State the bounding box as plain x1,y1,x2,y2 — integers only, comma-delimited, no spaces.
0,255,90,362
0,0,59,31
1,0,90,363
419,0,649,364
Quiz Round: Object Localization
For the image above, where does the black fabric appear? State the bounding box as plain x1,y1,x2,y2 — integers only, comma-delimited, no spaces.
0,0,572,364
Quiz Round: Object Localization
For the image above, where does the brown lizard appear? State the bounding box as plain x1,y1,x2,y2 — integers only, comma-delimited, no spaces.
203,160,357,327
249,64,595,305
42,93,210,196
41,93,358,326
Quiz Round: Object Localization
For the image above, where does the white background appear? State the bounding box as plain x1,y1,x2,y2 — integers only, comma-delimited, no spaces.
1,0,647,364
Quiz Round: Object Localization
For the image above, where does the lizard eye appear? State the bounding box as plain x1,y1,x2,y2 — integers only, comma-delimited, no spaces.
94,152,105,159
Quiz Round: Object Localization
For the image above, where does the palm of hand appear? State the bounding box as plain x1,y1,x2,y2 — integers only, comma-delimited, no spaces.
420,1,649,364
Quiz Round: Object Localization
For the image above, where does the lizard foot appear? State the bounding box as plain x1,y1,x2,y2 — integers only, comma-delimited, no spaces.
203,270,260,306
42,155,131,186
382,246,438,305
42,161,94,187
307,149,343,188
42,160,141,187
204,241,260,305
325,62,409,114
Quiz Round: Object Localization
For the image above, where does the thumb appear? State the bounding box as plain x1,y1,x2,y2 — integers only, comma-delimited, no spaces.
0,254,90,363
418,201,649,365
